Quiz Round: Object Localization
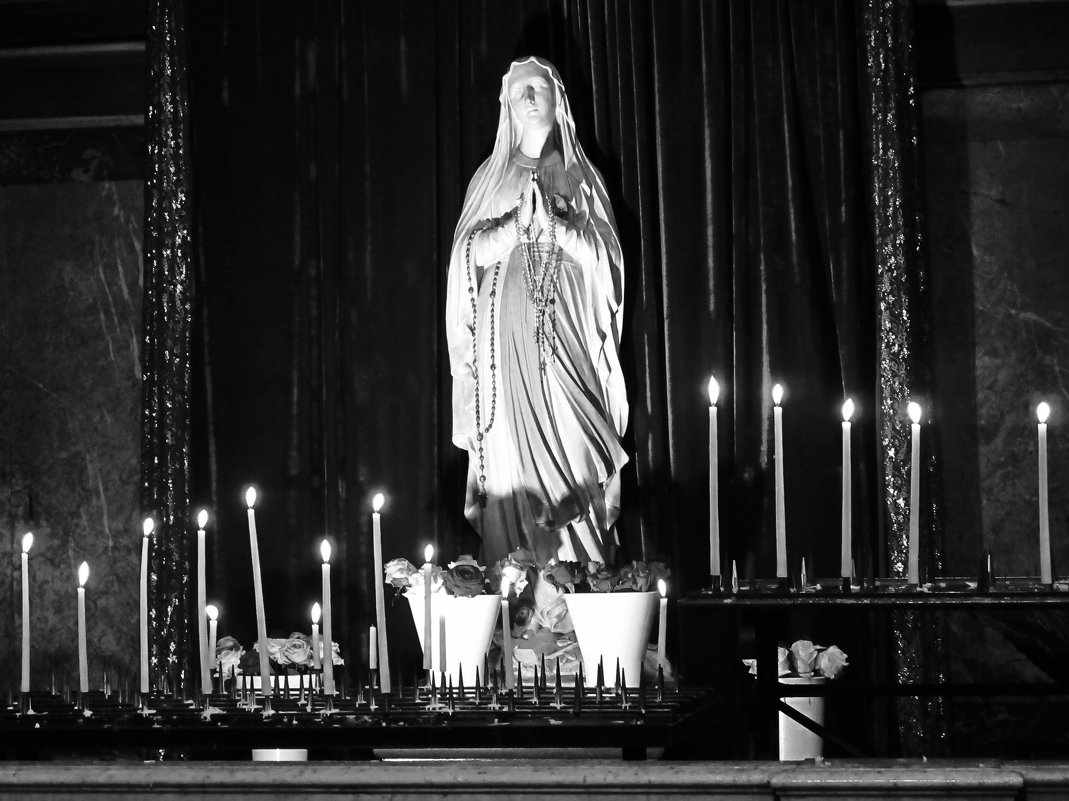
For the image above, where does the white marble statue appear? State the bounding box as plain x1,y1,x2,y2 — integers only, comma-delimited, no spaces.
446,56,628,567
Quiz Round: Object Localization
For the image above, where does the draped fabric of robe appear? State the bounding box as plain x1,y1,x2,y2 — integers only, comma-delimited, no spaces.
445,58,628,566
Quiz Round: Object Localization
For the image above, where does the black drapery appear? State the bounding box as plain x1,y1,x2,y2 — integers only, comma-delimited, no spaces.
140,0,938,750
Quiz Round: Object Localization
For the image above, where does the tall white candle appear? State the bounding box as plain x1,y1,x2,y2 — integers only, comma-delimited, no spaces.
1038,402,1052,583
310,603,322,671
140,518,153,695
423,545,434,671
205,604,218,691
321,539,335,695
245,487,272,697
841,399,855,579
196,509,211,695
371,493,391,692
708,376,721,580
907,402,922,585
772,384,787,578
20,532,32,694
656,579,668,667
77,561,89,694
500,579,514,689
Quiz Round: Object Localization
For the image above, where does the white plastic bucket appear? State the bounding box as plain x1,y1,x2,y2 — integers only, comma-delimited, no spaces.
563,591,658,687
778,675,826,760
405,592,500,686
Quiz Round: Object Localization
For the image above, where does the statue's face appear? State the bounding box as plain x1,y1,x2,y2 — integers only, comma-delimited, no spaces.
508,62,556,132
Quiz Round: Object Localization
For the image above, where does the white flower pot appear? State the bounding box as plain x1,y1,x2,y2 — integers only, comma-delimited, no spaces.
563,591,658,688
405,592,500,686
778,675,827,760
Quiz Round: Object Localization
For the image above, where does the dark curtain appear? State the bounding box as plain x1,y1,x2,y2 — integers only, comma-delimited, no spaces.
179,0,925,744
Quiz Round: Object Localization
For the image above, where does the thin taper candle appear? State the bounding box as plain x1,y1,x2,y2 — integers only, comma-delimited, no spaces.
310,603,322,671
205,605,218,692
439,614,447,676
370,625,378,672
1038,402,1052,583
244,488,272,697
140,519,153,695
21,532,32,693
422,545,434,671
196,509,210,695
772,384,787,578
321,539,335,695
371,493,391,692
841,399,855,579
656,580,668,668
501,579,515,689
77,561,89,694
708,377,721,580
907,403,922,585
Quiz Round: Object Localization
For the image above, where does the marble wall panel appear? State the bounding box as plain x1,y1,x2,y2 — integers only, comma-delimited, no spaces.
0,176,142,691
925,81,1069,754
926,82,1069,580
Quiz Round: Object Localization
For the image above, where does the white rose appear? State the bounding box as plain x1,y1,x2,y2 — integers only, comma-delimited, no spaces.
777,646,791,677
817,644,849,679
790,640,820,675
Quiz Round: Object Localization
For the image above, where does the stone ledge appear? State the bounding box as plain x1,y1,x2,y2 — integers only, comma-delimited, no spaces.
0,759,1064,800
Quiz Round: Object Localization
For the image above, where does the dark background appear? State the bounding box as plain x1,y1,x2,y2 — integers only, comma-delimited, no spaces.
1,0,1068,756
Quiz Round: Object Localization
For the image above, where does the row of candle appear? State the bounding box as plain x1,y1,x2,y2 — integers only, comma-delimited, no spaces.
20,483,673,695
17,534,93,694
706,378,1057,585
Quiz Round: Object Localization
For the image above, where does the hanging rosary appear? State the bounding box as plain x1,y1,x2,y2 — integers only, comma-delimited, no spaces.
465,227,500,504
515,171,560,373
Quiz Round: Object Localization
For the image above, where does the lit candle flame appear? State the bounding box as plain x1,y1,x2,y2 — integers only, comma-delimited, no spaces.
311,601,321,625
372,493,385,513
78,561,89,587
320,539,332,563
707,376,720,406
772,383,784,406
424,544,434,563
658,578,668,598
842,398,855,422
908,401,922,425
244,486,257,509
1038,402,1051,424
142,517,155,538
197,509,209,529
21,532,33,553
205,604,218,622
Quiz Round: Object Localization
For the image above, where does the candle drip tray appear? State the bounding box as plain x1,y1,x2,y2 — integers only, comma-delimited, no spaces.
0,686,722,759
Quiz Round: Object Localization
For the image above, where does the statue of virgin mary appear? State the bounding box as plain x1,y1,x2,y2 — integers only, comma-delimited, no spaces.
445,57,628,568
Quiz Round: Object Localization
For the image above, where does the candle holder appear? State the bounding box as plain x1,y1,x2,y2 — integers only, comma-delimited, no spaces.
840,577,852,595
979,553,994,593
776,576,791,594
703,575,723,595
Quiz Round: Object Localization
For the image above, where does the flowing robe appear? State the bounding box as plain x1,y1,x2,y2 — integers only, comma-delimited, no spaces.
448,148,628,566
